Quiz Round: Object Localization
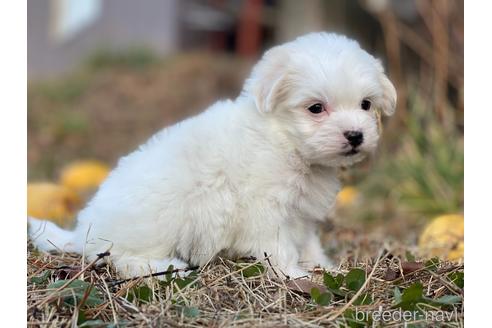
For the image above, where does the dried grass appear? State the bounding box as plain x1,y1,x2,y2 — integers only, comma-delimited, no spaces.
27,227,463,327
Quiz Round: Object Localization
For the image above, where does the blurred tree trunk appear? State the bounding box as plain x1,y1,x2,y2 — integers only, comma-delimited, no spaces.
237,0,263,58
275,0,329,42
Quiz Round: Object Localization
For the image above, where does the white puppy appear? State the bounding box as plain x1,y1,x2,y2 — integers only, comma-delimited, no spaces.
29,33,396,279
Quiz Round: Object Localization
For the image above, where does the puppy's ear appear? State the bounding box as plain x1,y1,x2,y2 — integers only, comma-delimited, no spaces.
379,74,397,116
244,46,291,113
374,60,397,116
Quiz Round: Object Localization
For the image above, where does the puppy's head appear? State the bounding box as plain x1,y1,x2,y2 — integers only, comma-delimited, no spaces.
243,33,397,167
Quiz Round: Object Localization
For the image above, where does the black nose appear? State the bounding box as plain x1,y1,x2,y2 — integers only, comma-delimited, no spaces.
343,131,363,147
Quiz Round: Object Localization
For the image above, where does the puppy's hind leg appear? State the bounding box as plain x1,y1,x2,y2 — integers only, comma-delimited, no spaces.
111,256,191,279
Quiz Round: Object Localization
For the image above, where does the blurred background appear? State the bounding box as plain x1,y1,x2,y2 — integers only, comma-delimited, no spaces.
27,0,463,257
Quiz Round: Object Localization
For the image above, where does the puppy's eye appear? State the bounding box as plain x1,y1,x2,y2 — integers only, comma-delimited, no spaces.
307,103,324,114
361,99,372,111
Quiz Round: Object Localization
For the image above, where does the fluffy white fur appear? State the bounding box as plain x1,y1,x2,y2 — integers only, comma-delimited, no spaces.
29,32,396,279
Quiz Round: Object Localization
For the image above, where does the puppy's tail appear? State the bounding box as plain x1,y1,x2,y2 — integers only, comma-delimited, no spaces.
28,216,82,254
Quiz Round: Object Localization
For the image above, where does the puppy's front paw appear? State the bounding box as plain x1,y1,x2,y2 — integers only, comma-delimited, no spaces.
300,235,335,271
309,255,335,270
283,266,309,279
113,257,190,279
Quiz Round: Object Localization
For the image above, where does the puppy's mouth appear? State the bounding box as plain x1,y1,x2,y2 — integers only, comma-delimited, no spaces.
342,147,360,156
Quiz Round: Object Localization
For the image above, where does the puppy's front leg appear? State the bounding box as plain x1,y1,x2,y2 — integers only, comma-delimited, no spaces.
252,228,308,279
299,229,333,270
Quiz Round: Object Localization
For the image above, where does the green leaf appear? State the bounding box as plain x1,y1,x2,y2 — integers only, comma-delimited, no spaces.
322,272,346,297
394,282,424,311
47,279,104,307
182,306,200,318
323,272,344,290
126,286,153,303
353,293,373,306
174,272,199,290
238,263,265,278
78,319,106,327
448,271,464,288
323,272,336,289
310,287,321,300
160,265,197,290
406,251,416,262
107,320,130,327
165,265,175,282
345,269,366,291
431,295,462,305
330,288,347,297
30,270,51,284
344,308,368,328
393,287,402,303
159,280,171,288
395,282,462,311
424,257,440,271
77,310,87,325
316,292,332,306
335,274,345,287
401,282,423,303
310,288,331,306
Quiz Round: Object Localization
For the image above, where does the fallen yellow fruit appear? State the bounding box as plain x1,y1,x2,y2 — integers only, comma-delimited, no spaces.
418,214,464,261
27,183,81,228
337,186,358,207
59,160,110,194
